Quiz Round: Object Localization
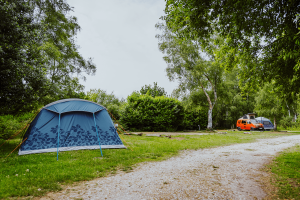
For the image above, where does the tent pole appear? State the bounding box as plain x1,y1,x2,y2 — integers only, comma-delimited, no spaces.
57,113,61,161
93,113,103,157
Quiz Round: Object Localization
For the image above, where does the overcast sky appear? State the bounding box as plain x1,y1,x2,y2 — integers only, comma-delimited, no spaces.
70,0,178,99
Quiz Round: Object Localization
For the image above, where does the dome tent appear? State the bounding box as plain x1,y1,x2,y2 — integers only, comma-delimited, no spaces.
18,99,126,158
256,117,275,131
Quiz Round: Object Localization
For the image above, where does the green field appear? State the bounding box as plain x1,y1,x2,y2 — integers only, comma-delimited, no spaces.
0,131,298,199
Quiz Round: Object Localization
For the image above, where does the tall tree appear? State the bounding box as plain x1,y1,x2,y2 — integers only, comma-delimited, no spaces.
156,22,221,129
0,0,96,114
0,0,46,114
36,0,95,102
163,0,300,97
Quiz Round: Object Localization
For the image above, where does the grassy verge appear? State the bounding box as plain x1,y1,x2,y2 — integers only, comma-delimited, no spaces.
0,131,298,199
263,144,300,199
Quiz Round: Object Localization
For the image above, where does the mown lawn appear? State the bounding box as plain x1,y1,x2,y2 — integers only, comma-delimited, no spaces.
265,144,300,199
0,131,298,199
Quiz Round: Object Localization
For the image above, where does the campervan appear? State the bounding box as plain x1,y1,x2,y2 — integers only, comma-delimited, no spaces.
236,113,264,131
256,117,274,131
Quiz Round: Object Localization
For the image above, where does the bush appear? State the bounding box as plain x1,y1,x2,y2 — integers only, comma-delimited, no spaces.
120,94,184,132
0,115,20,140
279,116,294,129
178,109,208,131
0,112,34,140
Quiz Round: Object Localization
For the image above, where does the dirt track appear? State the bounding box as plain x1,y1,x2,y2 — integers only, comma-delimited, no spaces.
38,135,300,200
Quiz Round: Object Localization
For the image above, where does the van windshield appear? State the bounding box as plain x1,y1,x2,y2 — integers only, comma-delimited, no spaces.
250,119,259,124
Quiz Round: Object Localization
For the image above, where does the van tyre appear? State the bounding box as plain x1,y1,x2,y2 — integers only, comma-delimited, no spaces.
250,127,254,131
237,127,241,131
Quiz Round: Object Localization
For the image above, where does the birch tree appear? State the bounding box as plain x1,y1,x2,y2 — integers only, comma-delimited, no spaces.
156,22,222,129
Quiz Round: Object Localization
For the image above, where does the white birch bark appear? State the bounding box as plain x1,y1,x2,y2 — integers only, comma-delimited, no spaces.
199,74,217,130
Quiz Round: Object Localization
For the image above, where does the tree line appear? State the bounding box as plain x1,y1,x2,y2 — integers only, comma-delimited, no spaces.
156,0,300,130
1,0,300,137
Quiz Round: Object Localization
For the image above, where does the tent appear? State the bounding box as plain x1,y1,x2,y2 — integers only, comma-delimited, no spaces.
19,99,126,157
255,117,274,131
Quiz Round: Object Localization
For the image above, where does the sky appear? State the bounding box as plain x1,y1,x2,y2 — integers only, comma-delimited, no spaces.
70,0,178,99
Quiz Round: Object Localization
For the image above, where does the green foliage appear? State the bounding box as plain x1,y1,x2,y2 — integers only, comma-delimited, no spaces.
85,89,124,120
120,93,184,131
178,109,207,130
164,0,300,99
0,0,47,114
156,22,221,129
0,112,33,140
213,69,256,128
140,82,167,97
0,115,20,140
254,82,285,129
0,132,297,198
0,0,96,115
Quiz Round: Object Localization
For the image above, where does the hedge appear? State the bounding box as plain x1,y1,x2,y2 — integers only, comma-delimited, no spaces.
120,94,184,132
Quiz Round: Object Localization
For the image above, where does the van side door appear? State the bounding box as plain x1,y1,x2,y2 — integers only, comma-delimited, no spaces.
242,120,247,129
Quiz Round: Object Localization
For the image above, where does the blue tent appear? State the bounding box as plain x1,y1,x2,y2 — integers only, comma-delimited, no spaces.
19,99,126,157
255,117,275,131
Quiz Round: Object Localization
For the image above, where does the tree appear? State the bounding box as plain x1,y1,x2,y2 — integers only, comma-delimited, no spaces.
180,68,256,129
0,0,47,114
85,89,124,120
156,22,221,129
36,0,95,103
254,82,285,130
140,82,166,97
163,0,300,97
0,0,96,114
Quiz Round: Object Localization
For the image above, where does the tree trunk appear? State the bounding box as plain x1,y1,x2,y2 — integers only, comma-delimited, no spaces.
200,75,217,130
208,107,213,129
274,117,277,131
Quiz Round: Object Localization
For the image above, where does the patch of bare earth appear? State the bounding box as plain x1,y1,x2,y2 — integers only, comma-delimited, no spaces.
36,135,300,200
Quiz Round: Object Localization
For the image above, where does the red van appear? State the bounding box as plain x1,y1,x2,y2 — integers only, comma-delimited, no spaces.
236,113,264,131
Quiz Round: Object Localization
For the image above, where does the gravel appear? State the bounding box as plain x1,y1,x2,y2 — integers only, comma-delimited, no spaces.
39,135,300,200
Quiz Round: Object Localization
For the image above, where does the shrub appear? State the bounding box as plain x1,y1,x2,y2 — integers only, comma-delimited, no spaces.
120,94,184,132
178,109,208,131
279,116,294,129
0,112,34,140
0,115,20,140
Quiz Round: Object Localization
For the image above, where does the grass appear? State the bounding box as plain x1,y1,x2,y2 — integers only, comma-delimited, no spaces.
264,144,300,199
0,131,299,199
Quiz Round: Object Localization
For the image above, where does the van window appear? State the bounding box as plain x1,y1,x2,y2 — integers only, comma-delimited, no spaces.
242,120,246,124
250,119,259,124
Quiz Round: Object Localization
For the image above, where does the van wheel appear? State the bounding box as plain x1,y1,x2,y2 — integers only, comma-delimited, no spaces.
250,127,254,131
237,127,241,131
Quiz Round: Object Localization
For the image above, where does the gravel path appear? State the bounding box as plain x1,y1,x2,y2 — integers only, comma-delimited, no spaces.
39,135,300,200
